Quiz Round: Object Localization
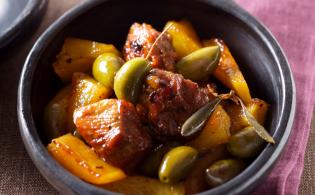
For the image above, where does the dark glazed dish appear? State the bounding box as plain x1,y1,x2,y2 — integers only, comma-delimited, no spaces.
17,0,296,194
0,0,46,49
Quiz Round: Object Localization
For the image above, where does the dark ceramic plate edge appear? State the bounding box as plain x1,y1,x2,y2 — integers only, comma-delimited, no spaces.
0,0,46,49
17,0,296,194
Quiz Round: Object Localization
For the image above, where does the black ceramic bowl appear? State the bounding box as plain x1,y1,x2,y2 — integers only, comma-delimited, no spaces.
17,0,296,194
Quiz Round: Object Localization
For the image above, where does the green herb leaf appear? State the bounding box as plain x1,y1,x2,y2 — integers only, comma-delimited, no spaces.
181,97,221,137
239,98,275,144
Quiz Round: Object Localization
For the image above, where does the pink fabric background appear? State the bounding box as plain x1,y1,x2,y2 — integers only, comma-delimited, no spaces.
234,0,315,194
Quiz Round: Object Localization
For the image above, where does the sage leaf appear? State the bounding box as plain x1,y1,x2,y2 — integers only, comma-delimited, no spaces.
181,97,221,137
239,99,275,144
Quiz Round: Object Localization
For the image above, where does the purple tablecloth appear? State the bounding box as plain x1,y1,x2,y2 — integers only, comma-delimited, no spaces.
235,0,315,194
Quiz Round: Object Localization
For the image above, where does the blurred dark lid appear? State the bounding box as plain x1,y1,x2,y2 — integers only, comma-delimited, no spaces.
0,0,46,49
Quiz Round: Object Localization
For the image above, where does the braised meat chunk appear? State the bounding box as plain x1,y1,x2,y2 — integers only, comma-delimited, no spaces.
74,99,152,170
123,23,176,71
138,69,212,140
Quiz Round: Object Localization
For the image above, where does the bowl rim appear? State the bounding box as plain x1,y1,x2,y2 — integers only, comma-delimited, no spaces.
17,0,296,194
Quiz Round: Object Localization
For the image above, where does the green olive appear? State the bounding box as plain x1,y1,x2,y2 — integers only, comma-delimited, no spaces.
141,142,180,177
181,97,221,137
43,85,71,140
114,57,150,103
205,159,245,188
159,146,198,183
92,53,124,88
176,46,220,81
227,126,265,158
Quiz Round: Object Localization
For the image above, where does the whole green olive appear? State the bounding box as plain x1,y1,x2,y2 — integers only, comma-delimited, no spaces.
176,46,220,81
92,53,124,88
141,142,180,177
205,159,245,187
114,57,150,103
159,146,198,183
227,126,265,158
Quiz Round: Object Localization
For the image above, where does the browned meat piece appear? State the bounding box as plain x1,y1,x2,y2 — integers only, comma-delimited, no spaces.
73,99,152,170
123,23,176,71
137,69,213,140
